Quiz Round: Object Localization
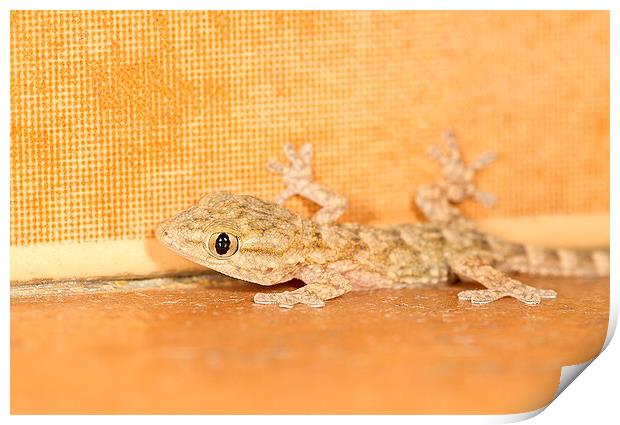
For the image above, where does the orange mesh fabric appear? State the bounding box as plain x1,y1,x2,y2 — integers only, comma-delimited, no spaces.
11,11,609,247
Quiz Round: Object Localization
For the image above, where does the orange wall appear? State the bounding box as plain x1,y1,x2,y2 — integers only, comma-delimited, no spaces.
11,11,609,248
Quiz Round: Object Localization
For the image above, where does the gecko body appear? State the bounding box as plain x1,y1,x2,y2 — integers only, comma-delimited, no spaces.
157,133,609,308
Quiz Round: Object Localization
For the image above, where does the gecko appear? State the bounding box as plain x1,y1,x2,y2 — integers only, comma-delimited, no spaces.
156,132,610,308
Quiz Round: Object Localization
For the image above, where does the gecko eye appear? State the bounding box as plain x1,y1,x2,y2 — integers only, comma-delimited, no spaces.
205,232,239,259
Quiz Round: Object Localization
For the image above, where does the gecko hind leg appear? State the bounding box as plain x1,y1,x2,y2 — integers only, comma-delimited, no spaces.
450,254,557,305
416,131,497,224
428,130,498,207
268,143,348,225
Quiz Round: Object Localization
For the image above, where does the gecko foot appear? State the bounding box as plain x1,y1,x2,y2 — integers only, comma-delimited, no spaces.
458,287,557,305
254,288,326,308
268,143,314,205
427,130,497,207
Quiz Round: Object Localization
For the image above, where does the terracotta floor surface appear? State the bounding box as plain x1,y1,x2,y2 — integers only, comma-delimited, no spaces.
11,275,609,414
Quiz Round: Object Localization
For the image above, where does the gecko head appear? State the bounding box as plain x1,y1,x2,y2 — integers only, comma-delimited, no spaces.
156,192,308,285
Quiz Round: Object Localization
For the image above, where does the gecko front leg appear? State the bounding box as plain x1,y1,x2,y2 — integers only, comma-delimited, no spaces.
269,143,348,225
449,254,557,305
254,268,352,308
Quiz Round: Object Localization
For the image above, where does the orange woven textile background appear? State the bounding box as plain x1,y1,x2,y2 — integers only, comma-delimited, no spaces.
11,11,609,247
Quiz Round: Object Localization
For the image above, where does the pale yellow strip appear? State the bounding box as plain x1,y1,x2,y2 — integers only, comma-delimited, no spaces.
10,214,609,283
476,213,609,248
11,239,204,283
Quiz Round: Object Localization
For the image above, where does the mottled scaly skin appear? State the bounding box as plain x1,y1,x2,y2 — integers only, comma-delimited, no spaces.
157,133,609,308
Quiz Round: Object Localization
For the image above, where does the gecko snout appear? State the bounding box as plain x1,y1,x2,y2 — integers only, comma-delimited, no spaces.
155,220,172,242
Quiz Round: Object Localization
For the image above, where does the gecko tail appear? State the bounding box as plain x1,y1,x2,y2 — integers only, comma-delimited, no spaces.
485,236,610,278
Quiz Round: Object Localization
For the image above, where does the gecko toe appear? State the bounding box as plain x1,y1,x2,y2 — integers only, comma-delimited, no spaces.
537,288,557,299
457,290,473,300
253,292,295,308
518,294,541,305
254,291,326,308
458,289,507,304
253,293,277,305
458,285,556,306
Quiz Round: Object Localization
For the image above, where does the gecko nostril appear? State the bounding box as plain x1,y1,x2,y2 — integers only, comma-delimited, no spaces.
156,223,170,240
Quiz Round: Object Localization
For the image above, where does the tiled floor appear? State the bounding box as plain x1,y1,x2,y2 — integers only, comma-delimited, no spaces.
11,274,609,414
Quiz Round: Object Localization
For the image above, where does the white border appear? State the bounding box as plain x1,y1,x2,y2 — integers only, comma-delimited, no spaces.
2,1,616,423
605,0,618,353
